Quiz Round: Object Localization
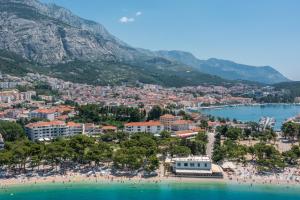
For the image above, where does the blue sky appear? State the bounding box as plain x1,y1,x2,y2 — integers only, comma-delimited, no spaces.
41,0,300,80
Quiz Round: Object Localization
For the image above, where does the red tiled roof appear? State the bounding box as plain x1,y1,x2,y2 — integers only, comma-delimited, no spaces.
160,114,175,119
172,120,192,125
102,126,117,130
67,122,82,127
26,121,65,128
55,115,69,120
125,121,162,127
33,108,56,114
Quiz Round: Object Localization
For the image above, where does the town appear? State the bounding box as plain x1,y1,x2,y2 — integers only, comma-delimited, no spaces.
1,71,300,186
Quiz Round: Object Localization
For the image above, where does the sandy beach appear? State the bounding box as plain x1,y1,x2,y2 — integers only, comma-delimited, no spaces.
1,168,300,189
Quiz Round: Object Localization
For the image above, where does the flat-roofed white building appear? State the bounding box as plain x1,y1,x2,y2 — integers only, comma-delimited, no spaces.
25,121,83,141
171,156,223,177
124,121,164,134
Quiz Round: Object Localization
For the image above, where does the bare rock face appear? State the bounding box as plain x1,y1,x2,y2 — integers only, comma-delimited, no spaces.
0,0,139,64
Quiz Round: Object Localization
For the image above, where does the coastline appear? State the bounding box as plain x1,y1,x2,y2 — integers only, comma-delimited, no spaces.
194,103,300,110
1,172,300,190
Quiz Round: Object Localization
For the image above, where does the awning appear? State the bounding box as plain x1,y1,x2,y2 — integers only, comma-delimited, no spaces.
175,169,212,174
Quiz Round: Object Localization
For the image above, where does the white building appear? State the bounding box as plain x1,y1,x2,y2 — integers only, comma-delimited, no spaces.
25,121,83,141
124,121,164,134
171,120,193,131
171,156,223,177
160,114,177,131
29,109,57,121
83,123,102,135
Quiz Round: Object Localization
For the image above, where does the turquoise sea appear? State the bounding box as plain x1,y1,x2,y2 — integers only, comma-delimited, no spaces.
201,104,300,130
0,182,300,200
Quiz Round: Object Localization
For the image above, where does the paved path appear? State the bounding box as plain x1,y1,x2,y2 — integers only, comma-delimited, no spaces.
206,131,215,158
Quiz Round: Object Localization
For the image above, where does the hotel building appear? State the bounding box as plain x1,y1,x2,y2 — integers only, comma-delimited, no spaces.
124,121,164,134
25,121,83,141
171,156,223,177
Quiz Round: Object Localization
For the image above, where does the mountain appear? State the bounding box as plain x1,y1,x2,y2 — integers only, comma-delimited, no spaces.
0,0,144,64
155,50,290,84
0,0,237,87
0,0,286,87
0,48,229,87
274,81,300,98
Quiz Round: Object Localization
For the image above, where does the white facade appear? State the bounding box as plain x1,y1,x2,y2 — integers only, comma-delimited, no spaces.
25,121,83,141
29,109,57,121
125,121,164,134
83,124,102,135
172,156,213,175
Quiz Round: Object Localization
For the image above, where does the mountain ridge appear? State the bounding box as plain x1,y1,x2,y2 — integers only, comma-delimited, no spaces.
0,0,290,85
154,50,290,84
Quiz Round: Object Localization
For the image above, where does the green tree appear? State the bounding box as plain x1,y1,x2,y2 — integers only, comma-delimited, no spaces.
170,145,191,157
282,122,299,142
226,127,242,140
0,121,25,141
147,106,162,121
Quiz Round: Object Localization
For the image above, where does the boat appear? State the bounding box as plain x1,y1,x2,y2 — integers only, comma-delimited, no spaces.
259,117,276,130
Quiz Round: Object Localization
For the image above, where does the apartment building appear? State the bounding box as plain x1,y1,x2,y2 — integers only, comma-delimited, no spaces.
171,120,193,131
83,123,102,135
160,114,177,131
29,109,57,121
0,90,36,103
29,106,74,121
25,121,83,141
124,121,164,134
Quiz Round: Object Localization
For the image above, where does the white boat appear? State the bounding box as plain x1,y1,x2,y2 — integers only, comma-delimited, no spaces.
259,117,276,130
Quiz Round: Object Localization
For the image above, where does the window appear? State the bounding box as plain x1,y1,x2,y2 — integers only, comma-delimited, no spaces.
190,163,195,167
184,163,188,167
177,163,181,167
198,163,201,167
204,163,208,167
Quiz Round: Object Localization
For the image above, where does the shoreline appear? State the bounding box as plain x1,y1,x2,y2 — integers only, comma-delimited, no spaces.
1,173,300,190
192,103,300,110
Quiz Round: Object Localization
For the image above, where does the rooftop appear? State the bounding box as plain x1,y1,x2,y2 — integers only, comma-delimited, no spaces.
32,108,56,114
102,126,117,130
160,114,175,119
125,121,162,127
172,120,192,125
67,122,82,127
172,156,211,162
26,121,66,128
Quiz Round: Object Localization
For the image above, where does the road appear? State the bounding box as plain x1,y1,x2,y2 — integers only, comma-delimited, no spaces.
206,130,215,158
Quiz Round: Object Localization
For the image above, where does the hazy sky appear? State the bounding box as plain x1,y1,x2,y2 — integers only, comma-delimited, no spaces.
41,0,300,80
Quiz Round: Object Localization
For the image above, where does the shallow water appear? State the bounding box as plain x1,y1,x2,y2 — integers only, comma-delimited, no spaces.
201,104,300,130
0,182,300,200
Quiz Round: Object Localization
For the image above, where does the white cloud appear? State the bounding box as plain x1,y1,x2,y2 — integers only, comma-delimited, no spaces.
119,16,135,23
119,11,142,24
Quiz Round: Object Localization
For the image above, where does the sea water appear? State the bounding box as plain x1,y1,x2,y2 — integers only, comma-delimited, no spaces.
201,104,300,130
0,182,300,200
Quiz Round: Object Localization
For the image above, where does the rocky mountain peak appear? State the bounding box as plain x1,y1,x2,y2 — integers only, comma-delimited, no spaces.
0,0,137,64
